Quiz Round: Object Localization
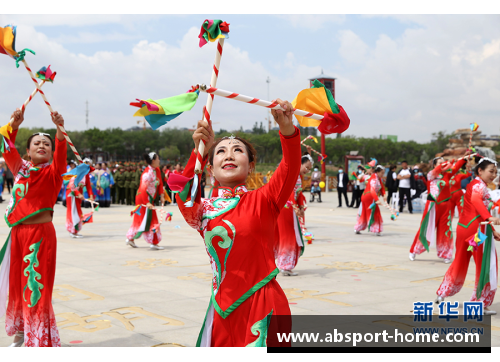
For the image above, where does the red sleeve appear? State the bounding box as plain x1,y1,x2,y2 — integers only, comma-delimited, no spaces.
156,167,164,197
174,150,207,231
471,187,492,221
2,129,23,176
49,137,68,183
258,127,301,211
85,174,94,198
370,186,378,200
450,159,466,177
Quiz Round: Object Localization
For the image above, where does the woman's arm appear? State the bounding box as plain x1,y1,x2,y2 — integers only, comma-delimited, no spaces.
2,109,25,176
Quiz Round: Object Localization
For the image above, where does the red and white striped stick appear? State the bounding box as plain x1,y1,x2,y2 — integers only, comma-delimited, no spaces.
198,84,325,121
9,80,46,125
301,135,326,160
195,39,225,174
20,59,83,163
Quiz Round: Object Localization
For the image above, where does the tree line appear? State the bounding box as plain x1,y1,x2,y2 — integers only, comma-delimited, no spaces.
11,124,471,167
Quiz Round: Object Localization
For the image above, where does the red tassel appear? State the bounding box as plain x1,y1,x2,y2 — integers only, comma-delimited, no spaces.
318,104,350,135
220,22,230,33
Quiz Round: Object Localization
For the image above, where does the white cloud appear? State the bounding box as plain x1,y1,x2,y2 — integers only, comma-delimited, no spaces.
338,30,369,63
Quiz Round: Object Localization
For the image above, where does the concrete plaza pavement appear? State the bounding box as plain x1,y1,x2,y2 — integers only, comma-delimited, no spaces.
0,191,498,347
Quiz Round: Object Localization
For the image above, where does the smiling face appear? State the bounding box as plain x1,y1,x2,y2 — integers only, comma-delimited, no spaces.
478,164,497,184
211,139,254,188
27,135,53,165
300,160,312,176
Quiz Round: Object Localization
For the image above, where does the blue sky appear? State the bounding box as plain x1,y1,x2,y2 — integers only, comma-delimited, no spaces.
1,14,499,142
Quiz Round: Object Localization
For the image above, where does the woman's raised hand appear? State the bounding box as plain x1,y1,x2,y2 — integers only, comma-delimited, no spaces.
271,99,295,136
193,106,215,156
51,112,65,127
10,108,24,130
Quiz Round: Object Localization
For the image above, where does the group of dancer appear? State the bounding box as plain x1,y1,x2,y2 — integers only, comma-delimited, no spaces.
1,99,498,348
351,152,499,315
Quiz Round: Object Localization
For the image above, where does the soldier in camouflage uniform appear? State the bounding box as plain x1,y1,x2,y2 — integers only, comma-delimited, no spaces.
115,166,126,205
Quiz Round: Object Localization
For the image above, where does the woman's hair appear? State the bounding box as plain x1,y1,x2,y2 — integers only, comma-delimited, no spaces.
143,152,158,165
375,165,385,173
208,136,257,166
474,158,497,177
389,165,397,171
301,154,313,165
26,133,55,152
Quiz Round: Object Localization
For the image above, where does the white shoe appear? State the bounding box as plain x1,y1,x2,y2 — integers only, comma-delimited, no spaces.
354,230,361,234
126,239,137,248
9,332,24,347
435,295,444,304
484,308,497,316
376,232,382,236
409,253,416,261
150,244,164,250
280,270,298,276
70,233,83,239
444,258,452,264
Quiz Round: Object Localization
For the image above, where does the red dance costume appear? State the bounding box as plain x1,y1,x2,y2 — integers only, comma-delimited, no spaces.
126,165,164,245
275,175,306,271
410,160,465,260
173,128,300,347
354,173,385,234
0,129,66,347
436,177,497,307
449,171,469,217
65,174,93,234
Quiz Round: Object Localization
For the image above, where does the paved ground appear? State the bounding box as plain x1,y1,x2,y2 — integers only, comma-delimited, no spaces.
0,191,498,347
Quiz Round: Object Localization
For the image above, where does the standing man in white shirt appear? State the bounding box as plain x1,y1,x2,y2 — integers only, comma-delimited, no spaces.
337,166,350,207
396,160,415,214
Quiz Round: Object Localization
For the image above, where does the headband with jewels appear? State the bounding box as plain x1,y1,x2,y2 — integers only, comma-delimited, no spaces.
478,157,498,167
302,154,314,165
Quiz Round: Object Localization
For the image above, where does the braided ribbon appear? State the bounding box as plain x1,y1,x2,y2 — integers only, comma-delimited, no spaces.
20,58,83,163
195,39,225,174
9,80,46,125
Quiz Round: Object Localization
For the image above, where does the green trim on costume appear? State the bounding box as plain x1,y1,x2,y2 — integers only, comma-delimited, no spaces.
0,231,12,265
368,203,376,231
295,214,305,257
6,183,28,217
4,208,53,228
212,268,280,319
445,210,453,239
196,299,213,347
246,309,274,347
476,224,493,300
204,219,235,288
202,198,240,221
23,238,44,308
457,215,481,229
418,202,434,252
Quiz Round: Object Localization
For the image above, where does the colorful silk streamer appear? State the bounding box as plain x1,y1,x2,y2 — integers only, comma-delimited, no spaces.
466,228,487,252
62,164,91,185
476,224,495,299
130,87,200,130
0,25,35,67
0,123,14,153
198,19,230,48
470,123,479,132
292,79,350,134
36,65,56,82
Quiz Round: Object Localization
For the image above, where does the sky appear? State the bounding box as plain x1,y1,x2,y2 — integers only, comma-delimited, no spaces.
1,14,499,142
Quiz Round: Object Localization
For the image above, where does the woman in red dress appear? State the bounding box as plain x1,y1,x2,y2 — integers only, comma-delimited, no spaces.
274,153,313,276
169,99,299,347
409,157,467,263
436,158,500,314
354,165,386,236
0,109,67,347
126,153,165,250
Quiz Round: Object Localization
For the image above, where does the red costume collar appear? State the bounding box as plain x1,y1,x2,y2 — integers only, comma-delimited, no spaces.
218,184,248,198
